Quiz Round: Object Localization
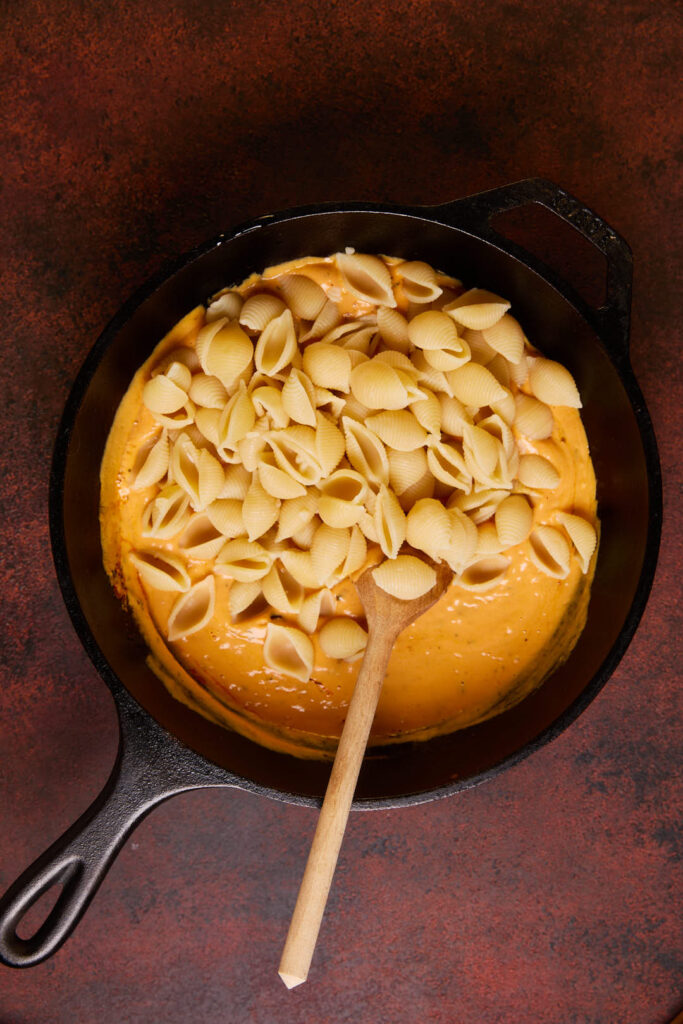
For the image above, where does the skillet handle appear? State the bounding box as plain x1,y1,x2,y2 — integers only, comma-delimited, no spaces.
0,689,228,968
431,177,633,359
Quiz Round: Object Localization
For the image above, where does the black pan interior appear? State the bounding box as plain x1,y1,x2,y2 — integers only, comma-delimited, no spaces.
56,209,654,805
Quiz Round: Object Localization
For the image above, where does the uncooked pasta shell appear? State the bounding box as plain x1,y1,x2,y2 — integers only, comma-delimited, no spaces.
556,511,597,573
455,555,510,591
482,313,525,363
495,494,533,547
239,292,286,331
129,550,191,593
254,308,297,376
365,410,427,452
263,623,314,683
517,454,561,490
444,289,511,330
372,555,437,600
319,618,368,660
336,252,396,307
167,575,216,642
448,363,507,407
215,538,272,582
528,525,571,579
528,357,582,408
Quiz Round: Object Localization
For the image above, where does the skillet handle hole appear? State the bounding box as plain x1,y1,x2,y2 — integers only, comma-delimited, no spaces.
15,881,66,942
490,204,608,311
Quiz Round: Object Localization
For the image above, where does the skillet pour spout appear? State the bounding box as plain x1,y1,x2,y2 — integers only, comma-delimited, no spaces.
0,179,662,967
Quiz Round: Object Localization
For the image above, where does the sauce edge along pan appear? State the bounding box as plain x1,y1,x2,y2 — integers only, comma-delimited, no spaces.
0,178,662,968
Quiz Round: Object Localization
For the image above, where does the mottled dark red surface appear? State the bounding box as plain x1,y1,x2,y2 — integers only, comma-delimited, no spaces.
0,1,681,1021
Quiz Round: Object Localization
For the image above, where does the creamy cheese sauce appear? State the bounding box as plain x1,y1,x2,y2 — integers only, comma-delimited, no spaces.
100,258,597,760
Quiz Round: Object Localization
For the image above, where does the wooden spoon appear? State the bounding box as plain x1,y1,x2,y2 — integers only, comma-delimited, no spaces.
278,554,453,989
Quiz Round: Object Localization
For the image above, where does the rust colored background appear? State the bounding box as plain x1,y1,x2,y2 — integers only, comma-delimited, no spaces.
0,1,681,1022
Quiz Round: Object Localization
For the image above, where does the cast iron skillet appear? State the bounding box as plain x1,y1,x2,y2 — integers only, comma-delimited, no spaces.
0,179,661,968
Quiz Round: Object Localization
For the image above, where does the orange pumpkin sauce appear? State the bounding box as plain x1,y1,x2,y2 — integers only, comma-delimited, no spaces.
100,259,597,761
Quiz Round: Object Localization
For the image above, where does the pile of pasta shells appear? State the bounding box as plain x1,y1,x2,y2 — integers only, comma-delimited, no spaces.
128,252,597,683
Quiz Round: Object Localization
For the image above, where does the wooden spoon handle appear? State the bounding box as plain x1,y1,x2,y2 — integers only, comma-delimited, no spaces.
278,626,396,989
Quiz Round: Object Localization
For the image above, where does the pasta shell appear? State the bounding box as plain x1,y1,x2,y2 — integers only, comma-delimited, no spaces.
199,320,254,388
528,357,582,408
319,618,368,660
129,550,191,593
206,498,245,538
422,341,471,372
242,477,280,540
455,555,510,591
438,395,470,437
374,485,407,559
441,508,479,570
239,292,286,331
486,354,511,389
372,555,437,600
357,509,379,542
475,522,507,556
477,414,515,459
275,493,318,542
490,390,517,426
297,588,337,633
154,346,201,376
218,464,252,500
376,305,411,353
444,289,511,330
508,354,530,387
228,579,262,619
482,314,525,363
151,397,196,431
410,389,441,435
528,525,571,579
195,448,225,509
407,310,462,352
388,448,429,495
314,413,345,477
341,394,372,422
447,363,507,407
310,524,351,585
142,374,188,415
282,368,317,427
250,385,289,429
342,417,390,486
556,511,597,573
349,358,410,410
141,483,191,539
406,498,452,558
318,469,368,528
495,495,533,547
215,538,272,581
314,387,346,419
171,433,201,507
397,261,443,304
194,407,222,447
323,320,376,353
237,432,267,473
291,516,321,551
462,328,497,366
133,431,170,490
261,563,305,615
340,524,368,577
254,308,297,376
258,455,307,499
514,393,554,439
264,427,320,486
189,373,229,410
301,298,342,342
450,488,509,525
336,252,396,307
206,290,243,323
302,342,352,391
217,383,256,451
397,469,436,511
164,362,192,392
517,454,561,490
167,575,216,641
279,548,321,588
426,439,471,491
263,623,314,682
410,350,451,394
365,410,427,452
279,274,327,320
178,513,226,560
373,350,419,375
